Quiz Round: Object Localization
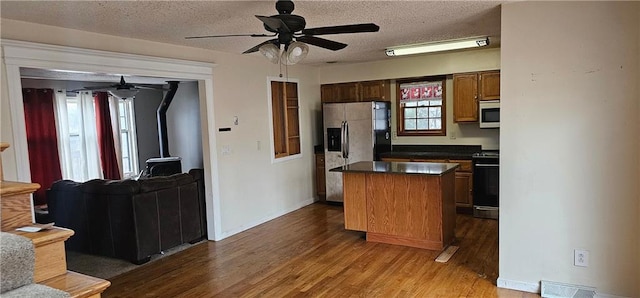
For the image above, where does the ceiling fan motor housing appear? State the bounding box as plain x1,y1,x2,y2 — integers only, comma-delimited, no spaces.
276,0,295,14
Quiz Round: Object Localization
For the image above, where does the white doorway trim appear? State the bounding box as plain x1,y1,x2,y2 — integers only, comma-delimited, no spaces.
1,39,222,241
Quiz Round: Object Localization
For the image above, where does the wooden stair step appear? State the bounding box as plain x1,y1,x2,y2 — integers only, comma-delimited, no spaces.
11,227,74,282
1,180,41,232
40,270,111,298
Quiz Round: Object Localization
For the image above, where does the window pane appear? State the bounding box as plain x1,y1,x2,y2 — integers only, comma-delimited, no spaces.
69,135,82,180
119,115,127,129
404,119,416,130
417,100,429,107
416,107,428,118
429,100,442,106
429,119,442,129
404,101,417,107
122,157,130,173
121,133,130,157
67,102,80,135
404,107,416,118
429,107,441,118
417,119,429,129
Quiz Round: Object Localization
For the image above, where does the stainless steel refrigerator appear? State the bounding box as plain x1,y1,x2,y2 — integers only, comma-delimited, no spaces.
323,101,391,202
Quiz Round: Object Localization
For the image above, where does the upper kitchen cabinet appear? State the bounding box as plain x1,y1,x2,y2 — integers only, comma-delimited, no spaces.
453,73,479,122
321,80,390,103
479,71,500,101
360,80,390,101
453,70,500,122
320,84,338,103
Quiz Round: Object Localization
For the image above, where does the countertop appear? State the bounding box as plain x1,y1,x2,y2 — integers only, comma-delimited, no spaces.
379,145,481,160
330,161,459,176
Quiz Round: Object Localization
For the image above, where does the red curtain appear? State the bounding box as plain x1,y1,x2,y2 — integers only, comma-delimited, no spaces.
22,88,63,206
94,92,121,180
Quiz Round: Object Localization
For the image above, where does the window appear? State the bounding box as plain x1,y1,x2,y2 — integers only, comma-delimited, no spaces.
54,91,139,181
118,99,139,178
396,76,446,136
268,79,301,160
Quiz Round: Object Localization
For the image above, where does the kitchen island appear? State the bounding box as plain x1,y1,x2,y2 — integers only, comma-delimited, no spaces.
331,161,458,250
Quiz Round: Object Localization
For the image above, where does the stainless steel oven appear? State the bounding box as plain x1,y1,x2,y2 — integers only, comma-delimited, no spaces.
472,152,499,219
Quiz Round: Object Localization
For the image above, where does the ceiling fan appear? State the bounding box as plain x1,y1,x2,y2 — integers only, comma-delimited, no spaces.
185,0,380,65
76,76,169,99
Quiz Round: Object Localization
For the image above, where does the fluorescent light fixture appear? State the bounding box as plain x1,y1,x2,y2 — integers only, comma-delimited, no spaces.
385,37,490,57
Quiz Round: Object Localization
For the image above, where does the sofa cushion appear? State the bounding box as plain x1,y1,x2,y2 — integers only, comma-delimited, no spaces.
169,173,194,186
138,176,178,192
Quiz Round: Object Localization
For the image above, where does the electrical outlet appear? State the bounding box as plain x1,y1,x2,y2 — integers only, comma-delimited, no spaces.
574,249,589,267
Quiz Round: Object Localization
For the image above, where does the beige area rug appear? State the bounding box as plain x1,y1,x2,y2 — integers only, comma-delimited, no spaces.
66,240,204,280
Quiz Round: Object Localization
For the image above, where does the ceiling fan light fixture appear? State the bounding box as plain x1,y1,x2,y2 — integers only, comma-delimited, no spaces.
109,88,139,99
385,37,490,57
259,43,281,64
282,41,309,65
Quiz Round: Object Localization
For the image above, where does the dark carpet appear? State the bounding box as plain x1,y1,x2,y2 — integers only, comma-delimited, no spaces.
65,241,204,280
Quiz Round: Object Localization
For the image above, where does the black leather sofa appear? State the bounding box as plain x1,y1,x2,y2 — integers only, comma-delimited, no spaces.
47,169,206,264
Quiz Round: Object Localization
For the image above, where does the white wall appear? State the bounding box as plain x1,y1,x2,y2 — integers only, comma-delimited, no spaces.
0,19,319,240
317,48,501,149
500,2,640,296
133,89,163,171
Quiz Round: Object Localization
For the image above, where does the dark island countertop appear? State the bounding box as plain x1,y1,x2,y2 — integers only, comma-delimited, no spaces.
330,161,459,176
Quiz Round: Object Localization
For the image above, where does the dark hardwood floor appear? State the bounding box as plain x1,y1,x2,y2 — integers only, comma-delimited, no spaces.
104,203,539,297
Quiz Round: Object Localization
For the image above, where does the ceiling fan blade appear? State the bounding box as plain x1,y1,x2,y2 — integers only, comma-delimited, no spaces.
185,33,275,39
256,15,291,33
135,85,171,91
243,39,279,54
297,36,347,51
78,86,112,91
301,23,379,36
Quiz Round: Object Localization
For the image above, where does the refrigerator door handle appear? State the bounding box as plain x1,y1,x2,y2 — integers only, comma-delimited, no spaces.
340,121,346,159
344,121,350,159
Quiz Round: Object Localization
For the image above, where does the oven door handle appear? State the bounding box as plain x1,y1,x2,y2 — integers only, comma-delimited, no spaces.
475,164,499,167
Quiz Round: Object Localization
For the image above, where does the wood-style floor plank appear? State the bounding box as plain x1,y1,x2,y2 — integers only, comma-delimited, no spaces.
104,203,539,297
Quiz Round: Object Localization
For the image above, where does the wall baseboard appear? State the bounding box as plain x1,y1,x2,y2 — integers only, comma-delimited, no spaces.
218,198,315,240
497,277,540,293
498,277,631,298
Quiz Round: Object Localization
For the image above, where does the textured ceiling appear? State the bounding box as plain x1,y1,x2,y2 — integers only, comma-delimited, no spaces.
1,0,503,66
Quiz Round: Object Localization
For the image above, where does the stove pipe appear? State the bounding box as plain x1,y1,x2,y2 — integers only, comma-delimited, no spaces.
157,81,180,158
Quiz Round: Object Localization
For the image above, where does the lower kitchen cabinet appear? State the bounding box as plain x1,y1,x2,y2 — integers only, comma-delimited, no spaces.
315,153,326,199
454,171,473,207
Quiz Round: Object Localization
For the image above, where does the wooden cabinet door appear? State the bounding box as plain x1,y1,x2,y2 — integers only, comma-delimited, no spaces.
321,85,337,103
315,154,326,197
360,80,390,101
335,82,359,102
479,71,500,100
453,73,479,122
454,172,473,207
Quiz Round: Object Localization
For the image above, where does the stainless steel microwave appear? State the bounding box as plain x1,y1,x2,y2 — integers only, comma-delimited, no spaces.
479,100,500,128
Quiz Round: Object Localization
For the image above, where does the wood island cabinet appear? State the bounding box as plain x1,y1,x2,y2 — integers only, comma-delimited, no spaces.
321,80,390,103
380,157,473,210
453,70,500,122
337,161,457,250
